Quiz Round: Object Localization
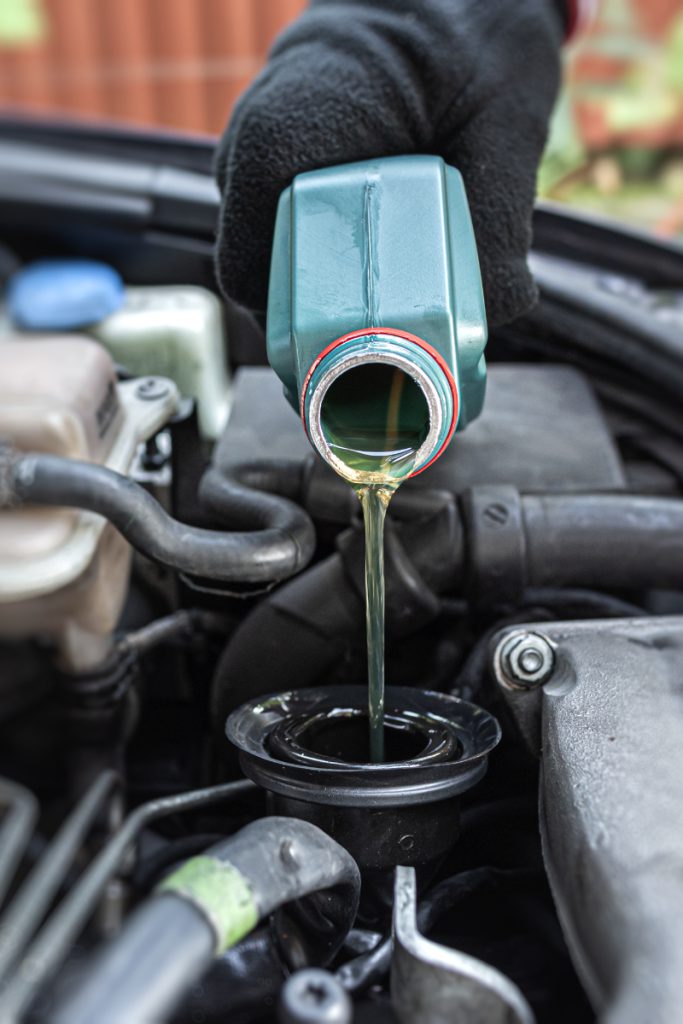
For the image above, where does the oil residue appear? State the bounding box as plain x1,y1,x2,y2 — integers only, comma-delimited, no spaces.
321,363,429,761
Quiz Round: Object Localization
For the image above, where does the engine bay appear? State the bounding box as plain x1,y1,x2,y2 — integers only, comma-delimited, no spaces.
0,124,682,1024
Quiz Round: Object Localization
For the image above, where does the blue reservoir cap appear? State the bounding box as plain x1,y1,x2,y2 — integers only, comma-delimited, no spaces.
7,259,124,331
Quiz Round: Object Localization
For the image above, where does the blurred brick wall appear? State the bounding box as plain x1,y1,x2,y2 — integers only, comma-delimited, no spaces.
0,0,681,149
0,0,306,135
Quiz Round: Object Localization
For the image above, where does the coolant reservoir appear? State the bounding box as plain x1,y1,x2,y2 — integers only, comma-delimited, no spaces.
88,286,230,441
3,273,230,441
0,337,121,462
0,337,178,669
0,338,118,570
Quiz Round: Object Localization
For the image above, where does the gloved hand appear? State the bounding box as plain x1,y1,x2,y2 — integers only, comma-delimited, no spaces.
215,0,565,327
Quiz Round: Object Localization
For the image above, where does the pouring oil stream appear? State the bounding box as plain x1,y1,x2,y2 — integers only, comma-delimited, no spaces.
321,365,425,761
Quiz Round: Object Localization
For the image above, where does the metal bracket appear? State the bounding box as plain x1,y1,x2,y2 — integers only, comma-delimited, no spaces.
390,865,535,1024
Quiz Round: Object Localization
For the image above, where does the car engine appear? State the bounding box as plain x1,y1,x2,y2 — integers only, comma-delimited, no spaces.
0,126,682,1024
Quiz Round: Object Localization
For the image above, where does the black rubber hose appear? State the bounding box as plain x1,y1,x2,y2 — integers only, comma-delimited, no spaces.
221,458,307,502
521,494,683,590
1,451,315,584
522,292,683,408
51,817,360,1024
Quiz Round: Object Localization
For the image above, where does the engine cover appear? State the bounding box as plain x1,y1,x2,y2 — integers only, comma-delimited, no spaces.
215,363,626,495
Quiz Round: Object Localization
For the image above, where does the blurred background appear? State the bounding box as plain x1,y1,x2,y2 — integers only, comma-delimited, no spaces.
0,0,681,240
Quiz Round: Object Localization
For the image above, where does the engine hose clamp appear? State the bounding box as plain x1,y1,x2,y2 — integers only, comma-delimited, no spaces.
462,485,526,608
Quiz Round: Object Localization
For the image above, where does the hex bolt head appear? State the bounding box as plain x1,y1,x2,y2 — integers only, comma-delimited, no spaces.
498,631,556,690
135,377,170,401
279,968,352,1024
519,648,543,674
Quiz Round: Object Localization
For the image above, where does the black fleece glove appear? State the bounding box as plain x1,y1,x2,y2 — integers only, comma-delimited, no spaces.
215,0,564,327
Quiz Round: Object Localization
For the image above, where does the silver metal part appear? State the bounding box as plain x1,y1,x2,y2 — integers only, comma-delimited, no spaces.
0,771,119,985
307,351,442,482
0,777,254,1023
493,615,683,1024
496,630,556,690
390,865,535,1024
279,968,353,1024
0,778,38,908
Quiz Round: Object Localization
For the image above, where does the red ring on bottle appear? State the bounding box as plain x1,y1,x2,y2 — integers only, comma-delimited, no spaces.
299,327,459,477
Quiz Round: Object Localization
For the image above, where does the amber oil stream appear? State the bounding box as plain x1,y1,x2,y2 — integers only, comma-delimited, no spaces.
320,364,428,761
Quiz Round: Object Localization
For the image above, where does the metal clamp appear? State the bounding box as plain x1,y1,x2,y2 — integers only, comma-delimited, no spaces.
462,486,526,608
391,865,535,1024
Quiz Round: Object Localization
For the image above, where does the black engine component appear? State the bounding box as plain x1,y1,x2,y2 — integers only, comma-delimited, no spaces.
4,120,683,1024
227,685,500,924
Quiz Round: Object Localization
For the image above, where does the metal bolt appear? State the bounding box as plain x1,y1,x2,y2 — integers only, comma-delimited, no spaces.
279,838,299,869
135,377,170,401
498,631,555,690
278,968,352,1024
519,648,543,674
482,502,509,526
